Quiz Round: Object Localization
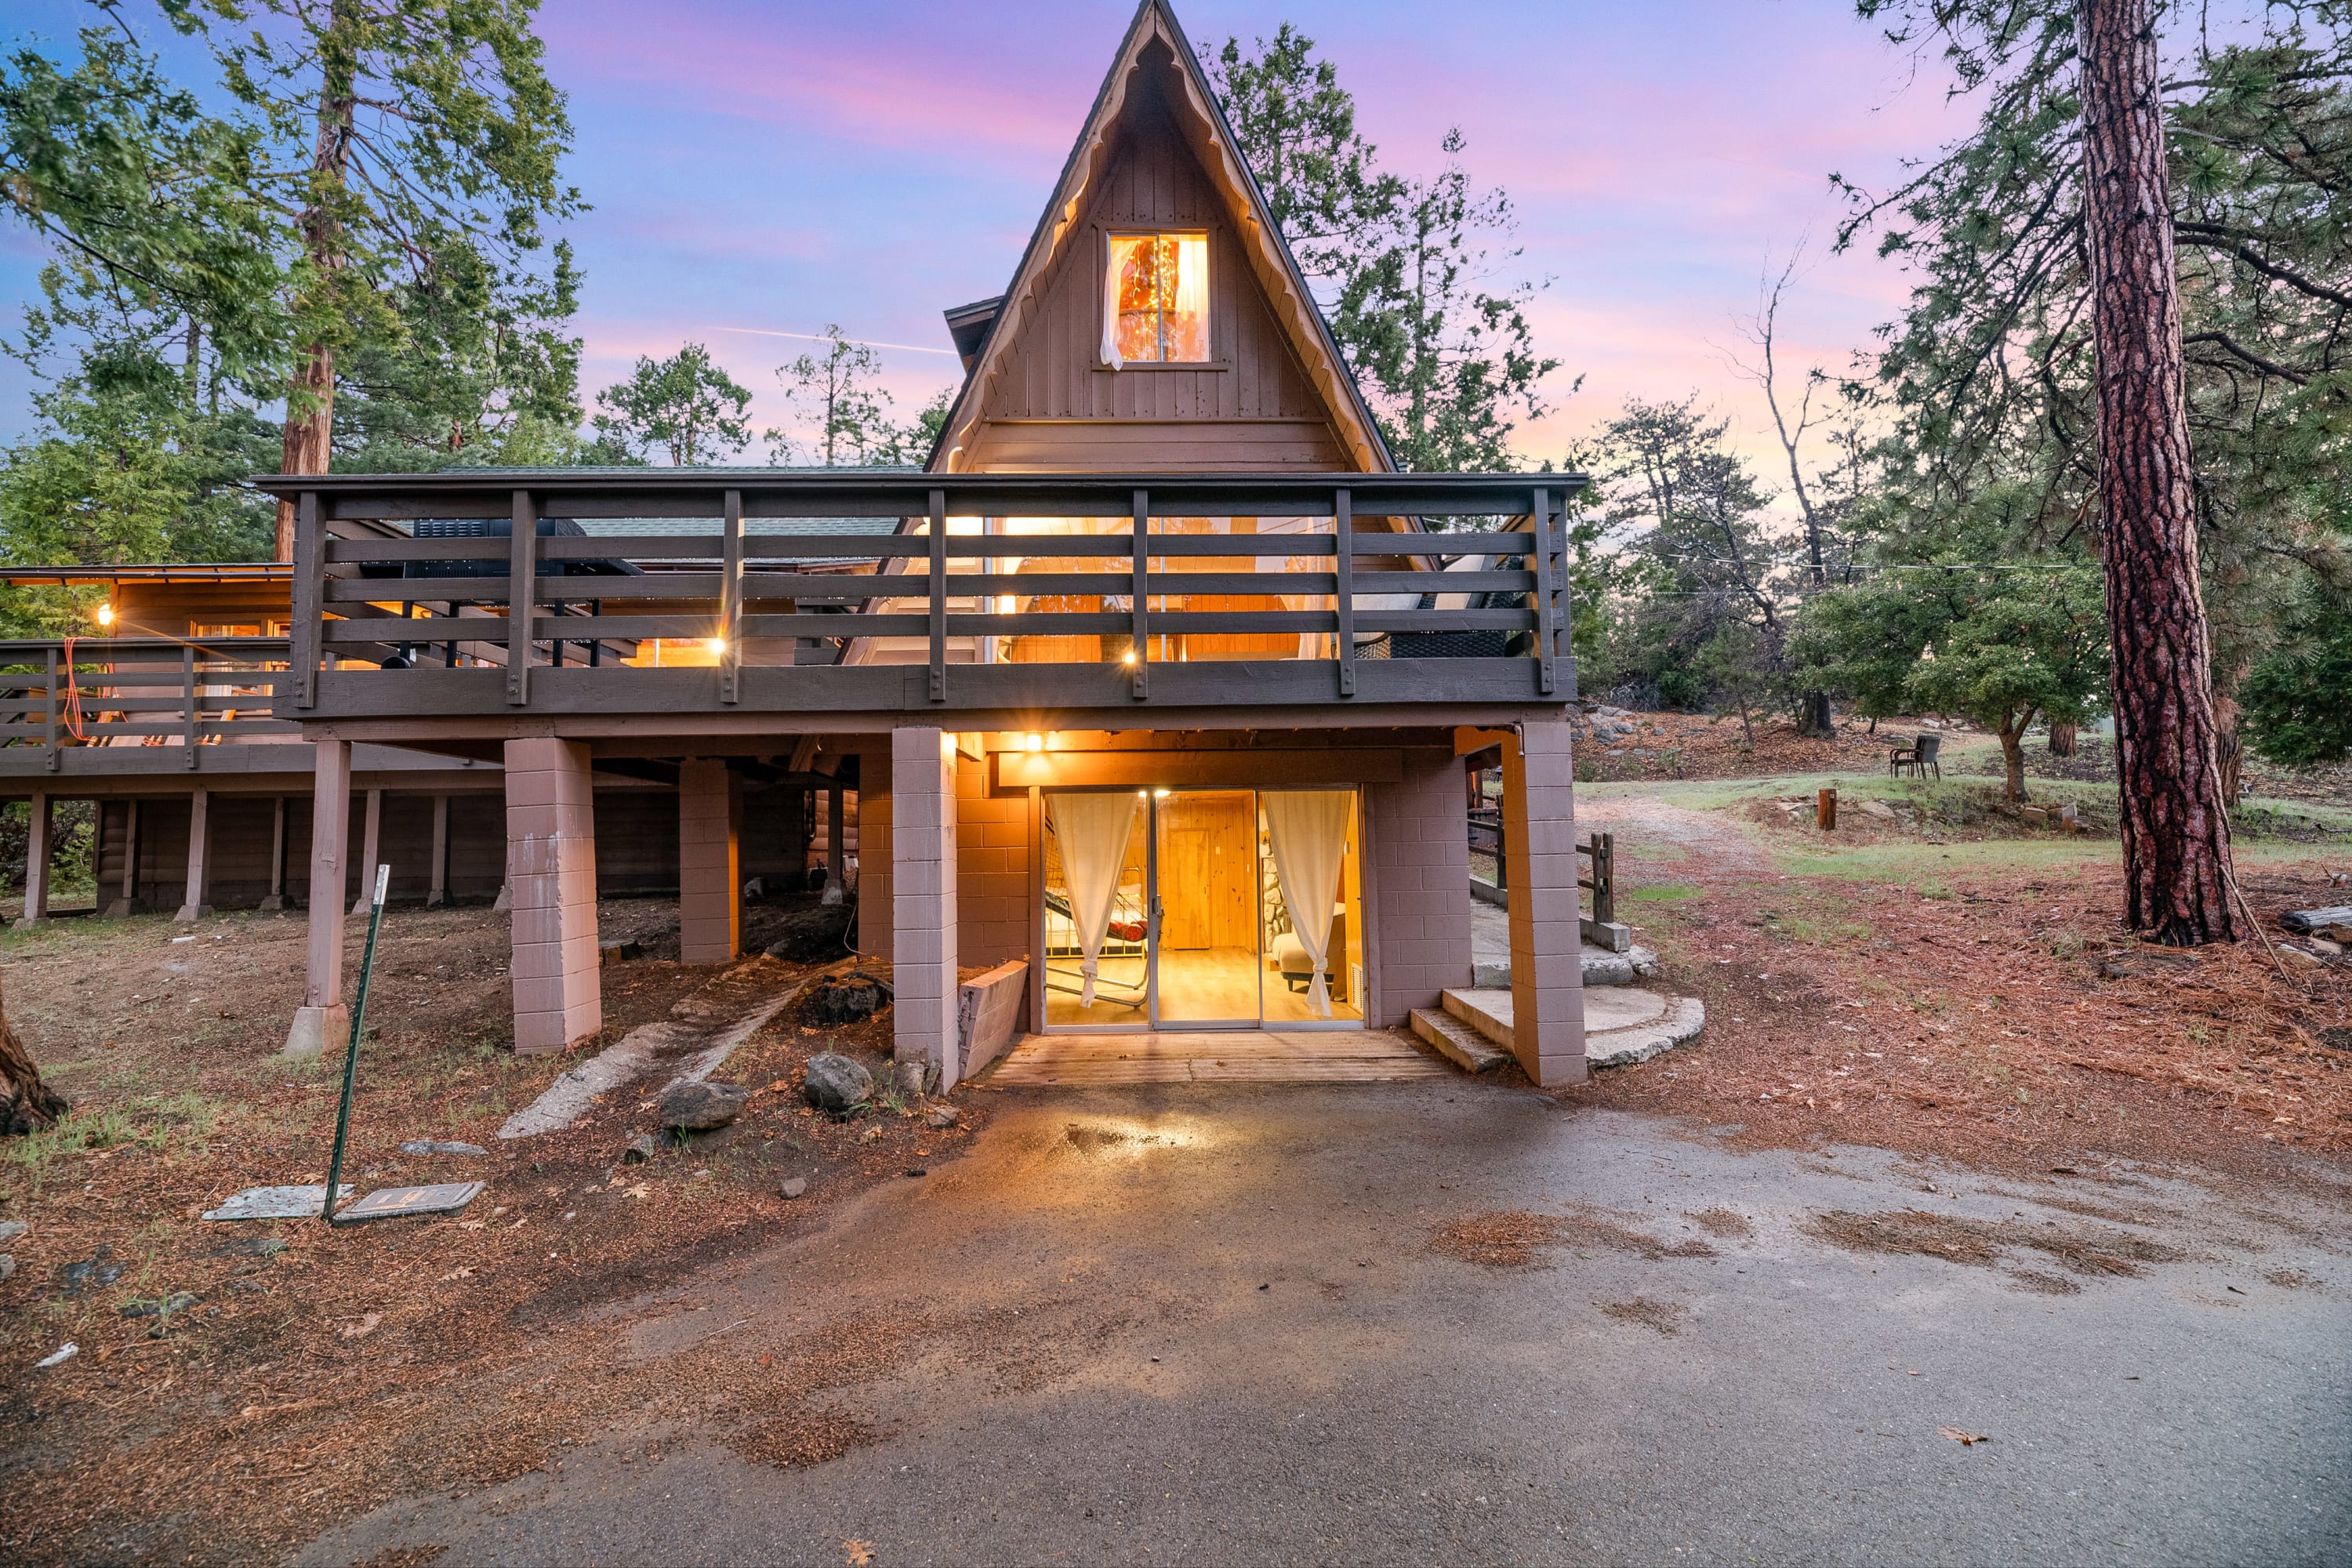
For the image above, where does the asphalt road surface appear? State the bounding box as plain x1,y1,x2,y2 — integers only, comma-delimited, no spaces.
303,1084,2352,1566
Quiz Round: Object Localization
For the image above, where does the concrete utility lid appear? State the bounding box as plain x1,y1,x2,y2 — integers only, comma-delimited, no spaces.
334,1181,485,1222
203,1185,354,1221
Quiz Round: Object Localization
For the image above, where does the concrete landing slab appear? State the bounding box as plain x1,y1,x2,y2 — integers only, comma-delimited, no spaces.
1440,985,1703,1069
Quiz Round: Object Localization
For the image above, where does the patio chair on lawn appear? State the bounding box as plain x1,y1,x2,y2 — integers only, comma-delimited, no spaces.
1889,732,1942,779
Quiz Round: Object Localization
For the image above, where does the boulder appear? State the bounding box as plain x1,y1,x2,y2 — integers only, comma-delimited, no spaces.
803,1052,873,1112
619,1131,661,1163
925,1106,960,1130
891,1058,931,1100
779,1177,808,1200
805,973,891,1026
659,1081,750,1131
397,1140,488,1158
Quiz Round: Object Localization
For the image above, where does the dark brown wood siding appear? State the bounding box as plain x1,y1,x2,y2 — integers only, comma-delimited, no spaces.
961,64,1352,473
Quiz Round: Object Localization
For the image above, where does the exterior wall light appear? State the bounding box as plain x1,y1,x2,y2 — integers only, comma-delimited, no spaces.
1025,733,1044,752
1152,788,1170,798
95,604,114,627
704,637,726,657
1121,649,1138,665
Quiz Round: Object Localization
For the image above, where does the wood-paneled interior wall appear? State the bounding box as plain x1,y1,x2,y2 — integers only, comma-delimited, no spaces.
1156,790,1256,951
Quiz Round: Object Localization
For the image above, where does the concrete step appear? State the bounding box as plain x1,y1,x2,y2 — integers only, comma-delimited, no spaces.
1439,983,1705,1069
1472,943,1659,989
1410,1007,1511,1074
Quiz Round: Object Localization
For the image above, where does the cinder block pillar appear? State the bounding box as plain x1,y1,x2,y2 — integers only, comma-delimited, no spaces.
350,787,383,915
175,787,212,922
286,740,352,1057
822,785,846,906
259,795,288,912
16,791,51,929
891,727,959,1089
426,795,449,908
1503,719,1586,1087
505,736,601,1054
677,758,742,964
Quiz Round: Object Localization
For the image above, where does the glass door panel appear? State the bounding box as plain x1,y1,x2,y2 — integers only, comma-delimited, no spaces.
1259,789,1365,1024
1041,790,1149,1027
1151,789,1262,1025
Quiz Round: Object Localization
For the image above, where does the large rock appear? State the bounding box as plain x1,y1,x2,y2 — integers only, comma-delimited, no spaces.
803,1052,873,1112
658,1080,750,1131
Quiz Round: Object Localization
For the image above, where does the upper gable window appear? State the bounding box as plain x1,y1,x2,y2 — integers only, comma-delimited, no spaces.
1102,232,1210,368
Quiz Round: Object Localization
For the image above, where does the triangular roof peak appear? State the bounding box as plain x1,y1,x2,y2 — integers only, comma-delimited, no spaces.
931,0,1391,474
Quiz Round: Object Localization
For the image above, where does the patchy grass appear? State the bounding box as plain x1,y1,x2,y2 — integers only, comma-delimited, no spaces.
1623,884,1703,904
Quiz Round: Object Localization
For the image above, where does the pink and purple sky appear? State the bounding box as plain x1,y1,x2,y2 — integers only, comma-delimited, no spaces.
1,0,1975,477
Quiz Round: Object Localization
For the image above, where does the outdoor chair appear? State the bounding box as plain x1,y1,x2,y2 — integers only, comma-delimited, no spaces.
1889,732,1942,779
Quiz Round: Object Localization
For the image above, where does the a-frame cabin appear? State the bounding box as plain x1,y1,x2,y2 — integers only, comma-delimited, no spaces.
11,0,1596,1087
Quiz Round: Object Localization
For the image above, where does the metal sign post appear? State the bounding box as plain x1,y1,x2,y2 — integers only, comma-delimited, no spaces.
322,863,390,1226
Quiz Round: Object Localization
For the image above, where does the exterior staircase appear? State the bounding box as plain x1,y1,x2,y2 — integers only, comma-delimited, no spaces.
1411,946,1704,1074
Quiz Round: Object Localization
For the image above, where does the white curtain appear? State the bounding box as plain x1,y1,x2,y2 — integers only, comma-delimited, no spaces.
1174,234,1209,354
1102,237,1137,369
1262,790,1352,1018
1049,791,1140,1004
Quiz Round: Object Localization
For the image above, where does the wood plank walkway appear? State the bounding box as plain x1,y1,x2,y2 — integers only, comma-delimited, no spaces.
983,1028,1457,1087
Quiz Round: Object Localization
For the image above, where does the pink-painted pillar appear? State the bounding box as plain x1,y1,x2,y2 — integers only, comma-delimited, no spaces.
1503,719,1586,1086
891,727,959,1089
285,739,351,1057
677,758,742,965
505,736,601,1054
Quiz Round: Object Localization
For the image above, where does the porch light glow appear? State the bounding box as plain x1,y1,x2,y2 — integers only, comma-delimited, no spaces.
704,637,726,657
1025,733,1044,752
1152,788,1170,798
95,604,114,627
1121,649,1138,665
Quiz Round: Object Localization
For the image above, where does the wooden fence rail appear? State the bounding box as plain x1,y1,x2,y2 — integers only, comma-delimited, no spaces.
0,637,300,771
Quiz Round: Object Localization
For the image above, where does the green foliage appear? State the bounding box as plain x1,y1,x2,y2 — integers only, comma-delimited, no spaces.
1584,397,1795,708
1795,559,2109,797
592,344,752,466
1838,0,2352,728
763,325,951,467
1208,27,1559,470
2241,585,2352,766
0,0,586,570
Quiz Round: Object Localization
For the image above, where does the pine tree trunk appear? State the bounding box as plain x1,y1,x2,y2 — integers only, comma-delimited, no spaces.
2049,722,2078,757
274,0,360,564
2078,0,2236,945
1798,691,1834,739
0,971,67,1134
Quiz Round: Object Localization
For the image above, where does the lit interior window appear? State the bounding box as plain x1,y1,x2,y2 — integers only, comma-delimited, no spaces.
1102,232,1209,367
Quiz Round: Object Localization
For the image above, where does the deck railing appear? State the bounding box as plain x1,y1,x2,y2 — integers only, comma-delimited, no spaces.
0,637,301,769
262,471,1585,717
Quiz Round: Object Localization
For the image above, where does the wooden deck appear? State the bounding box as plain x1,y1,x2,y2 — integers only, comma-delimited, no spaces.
982,1027,1457,1086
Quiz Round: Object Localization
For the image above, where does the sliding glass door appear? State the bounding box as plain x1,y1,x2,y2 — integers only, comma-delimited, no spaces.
1040,787,1365,1032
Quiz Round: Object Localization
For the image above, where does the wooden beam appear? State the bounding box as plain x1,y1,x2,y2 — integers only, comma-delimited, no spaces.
293,491,325,709
1131,488,1149,700
1531,486,1557,698
1335,486,1356,698
719,488,744,704
927,488,948,704
507,490,537,706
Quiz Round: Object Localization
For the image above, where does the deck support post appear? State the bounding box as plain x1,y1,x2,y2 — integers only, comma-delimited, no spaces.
16,791,51,928
286,739,352,1057
891,727,959,1091
260,795,289,912
351,788,383,915
426,795,449,908
1501,719,1586,1086
103,799,143,917
677,758,742,964
175,787,212,921
504,736,601,1054
821,785,846,906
